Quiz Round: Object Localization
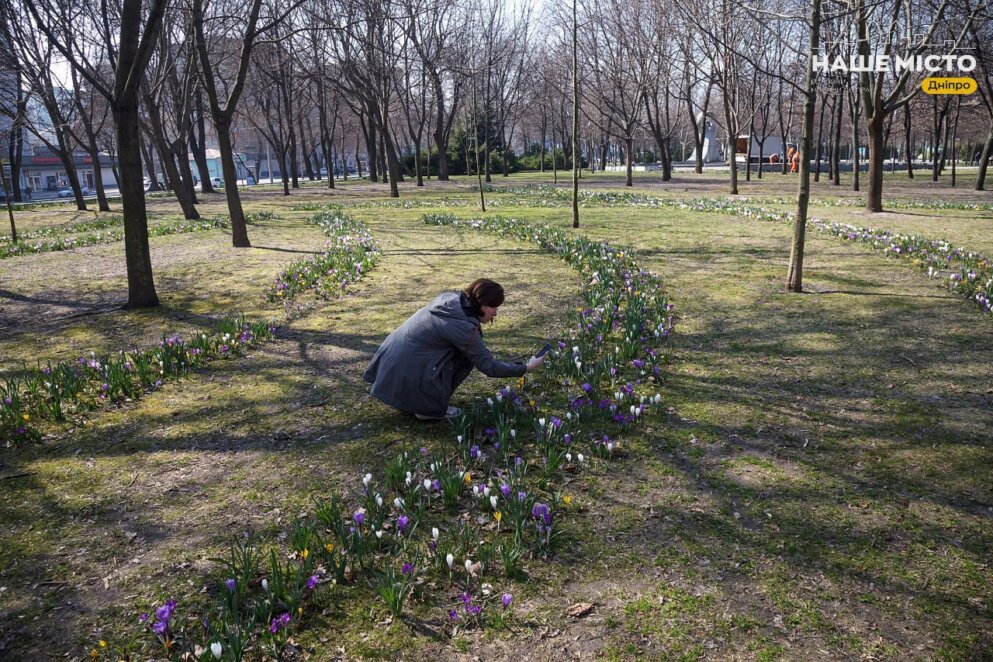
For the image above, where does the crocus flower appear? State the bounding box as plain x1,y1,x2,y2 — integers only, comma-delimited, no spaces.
225,578,236,593
432,527,440,541
138,613,149,624
402,562,414,576
446,553,455,568
211,642,223,659
500,483,511,498
353,511,365,526
397,515,410,533
502,593,513,609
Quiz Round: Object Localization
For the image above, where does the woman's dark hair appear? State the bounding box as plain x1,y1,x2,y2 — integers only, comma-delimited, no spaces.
463,278,505,309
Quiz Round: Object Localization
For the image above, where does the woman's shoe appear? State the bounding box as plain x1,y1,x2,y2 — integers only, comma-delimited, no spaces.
414,405,462,421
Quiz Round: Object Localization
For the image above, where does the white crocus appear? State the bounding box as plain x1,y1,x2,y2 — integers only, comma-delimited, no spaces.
362,473,372,487
446,553,455,568
566,453,572,462
483,486,491,497
464,559,473,573
510,429,516,439
538,417,545,428
457,435,463,443
211,642,223,659
473,485,481,498
487,398,494,407
375,493,383,508
423,478,432,491
577,453,585,463
261,579,269,591
375,529,383,539
432,527,440,541
490,495,498,509
393,497,405,510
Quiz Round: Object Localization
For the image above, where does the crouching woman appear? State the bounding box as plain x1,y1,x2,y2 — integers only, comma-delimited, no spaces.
363,278,545,420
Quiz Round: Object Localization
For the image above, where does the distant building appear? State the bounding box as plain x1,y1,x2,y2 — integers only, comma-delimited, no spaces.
188,148,251,183
19,147,118,192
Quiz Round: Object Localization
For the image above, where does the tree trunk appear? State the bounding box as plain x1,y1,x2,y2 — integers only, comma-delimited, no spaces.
975,130,992,191
190,90,214,193
216,118,250,246
787,0,820,294
865,113,885,212
904,105,914,179
115,99,159,307
625,135,634,187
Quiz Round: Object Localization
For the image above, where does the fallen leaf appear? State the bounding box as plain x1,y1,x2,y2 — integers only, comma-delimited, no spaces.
567,602,594,618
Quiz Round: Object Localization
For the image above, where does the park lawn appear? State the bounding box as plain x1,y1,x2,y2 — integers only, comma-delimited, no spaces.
0,174,990,660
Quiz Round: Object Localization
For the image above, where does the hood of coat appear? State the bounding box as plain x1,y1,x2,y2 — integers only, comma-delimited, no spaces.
427,291,480,326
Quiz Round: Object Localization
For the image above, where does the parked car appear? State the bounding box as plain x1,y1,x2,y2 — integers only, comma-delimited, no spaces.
58,187,90,198
212,177,224,187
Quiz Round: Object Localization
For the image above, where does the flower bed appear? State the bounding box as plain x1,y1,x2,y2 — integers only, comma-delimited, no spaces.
0,317,274,444
94,213,675,660
0,217,230,260
475,185,992,317
267,209,379,304
0,215,124,244
4,211,381,445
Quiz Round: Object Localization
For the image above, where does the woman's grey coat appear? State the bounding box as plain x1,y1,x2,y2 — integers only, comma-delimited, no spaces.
363,291,527,417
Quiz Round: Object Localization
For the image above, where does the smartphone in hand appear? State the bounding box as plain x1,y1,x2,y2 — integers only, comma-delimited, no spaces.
535,342,552,358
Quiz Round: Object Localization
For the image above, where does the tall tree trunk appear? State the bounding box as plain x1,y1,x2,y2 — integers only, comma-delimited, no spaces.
787,0,820,294
904,105,914,179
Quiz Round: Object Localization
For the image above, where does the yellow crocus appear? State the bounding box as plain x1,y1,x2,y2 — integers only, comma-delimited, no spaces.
494,511,502,523
562,495,572,506
463,472,472,485
325,543,334,553
300,548,309,560
22,413,30,422
99,640,107,648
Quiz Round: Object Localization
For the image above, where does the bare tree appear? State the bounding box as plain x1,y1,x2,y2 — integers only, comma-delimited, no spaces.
26,0,169,307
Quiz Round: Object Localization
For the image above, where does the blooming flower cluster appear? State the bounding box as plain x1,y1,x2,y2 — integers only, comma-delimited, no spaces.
267,209,379,304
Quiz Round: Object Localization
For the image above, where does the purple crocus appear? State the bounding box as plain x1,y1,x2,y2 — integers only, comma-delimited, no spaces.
353,510,365,527
401,562,414,576
306,575,319,590
397,515,410,533
532,503,552,526
502,593,513,609
152,620,168,636
225,578,236,593
431,479,441,492
500,483,511,498
155,600,177,624
139,612,149,624
470,445,480,460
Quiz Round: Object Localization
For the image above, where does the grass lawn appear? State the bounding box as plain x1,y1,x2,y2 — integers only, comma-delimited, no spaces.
0,171,990,660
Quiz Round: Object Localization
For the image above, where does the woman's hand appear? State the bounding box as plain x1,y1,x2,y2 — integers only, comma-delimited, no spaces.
525,354,546,373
